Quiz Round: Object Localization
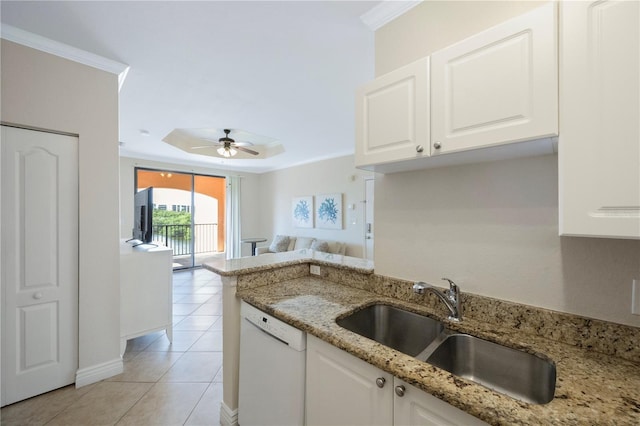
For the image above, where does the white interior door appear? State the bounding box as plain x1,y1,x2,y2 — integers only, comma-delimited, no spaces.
364,179,374,261
1,125,78,406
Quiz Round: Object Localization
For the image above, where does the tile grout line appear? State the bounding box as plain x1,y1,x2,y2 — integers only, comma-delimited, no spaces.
112,381,158,426
181,381,218,426
41,393,88,426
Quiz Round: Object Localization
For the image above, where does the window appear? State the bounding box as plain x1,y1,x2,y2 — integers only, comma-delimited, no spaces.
135,168,226,269
171,204,190,212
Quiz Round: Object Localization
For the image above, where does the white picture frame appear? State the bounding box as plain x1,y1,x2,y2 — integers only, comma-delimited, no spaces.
292,196,314,228
316,193,342,229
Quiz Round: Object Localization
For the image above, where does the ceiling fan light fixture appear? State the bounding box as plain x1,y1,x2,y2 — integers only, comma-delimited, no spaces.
217,146,237,157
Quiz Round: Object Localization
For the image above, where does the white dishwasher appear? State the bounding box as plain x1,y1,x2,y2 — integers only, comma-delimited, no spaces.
238,301,306,426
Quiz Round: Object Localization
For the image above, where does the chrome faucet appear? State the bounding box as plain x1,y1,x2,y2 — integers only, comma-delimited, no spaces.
413,278,462,322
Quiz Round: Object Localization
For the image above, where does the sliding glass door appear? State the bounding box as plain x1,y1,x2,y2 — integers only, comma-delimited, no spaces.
135,168,226,269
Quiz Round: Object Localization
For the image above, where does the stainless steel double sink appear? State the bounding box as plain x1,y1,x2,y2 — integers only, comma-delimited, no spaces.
336,303,556,405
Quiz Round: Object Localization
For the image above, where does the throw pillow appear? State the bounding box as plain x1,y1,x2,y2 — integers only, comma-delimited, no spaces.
310,240,330,253
294,237,315,250
269,235,290,253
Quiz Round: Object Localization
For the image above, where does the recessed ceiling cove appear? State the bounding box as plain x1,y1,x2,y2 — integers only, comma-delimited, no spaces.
162,128,285,160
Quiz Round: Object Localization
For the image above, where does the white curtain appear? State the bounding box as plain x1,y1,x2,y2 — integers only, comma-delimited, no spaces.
225,176,242,259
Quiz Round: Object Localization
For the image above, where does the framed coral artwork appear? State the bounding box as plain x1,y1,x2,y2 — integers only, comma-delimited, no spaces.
292,196,314,228
316,193,342,230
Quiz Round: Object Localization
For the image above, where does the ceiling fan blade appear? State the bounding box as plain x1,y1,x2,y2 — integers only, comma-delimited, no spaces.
231,140,254,147
192,145,216,150
236,146,259,155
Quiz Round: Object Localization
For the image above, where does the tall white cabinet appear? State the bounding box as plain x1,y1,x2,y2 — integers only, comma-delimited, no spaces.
559,0,640,239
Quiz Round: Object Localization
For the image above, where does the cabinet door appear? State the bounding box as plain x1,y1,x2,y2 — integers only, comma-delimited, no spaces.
393,379,488,426
355,57,429,168
306,335,393,426
431,2,558,155
559,0,640,238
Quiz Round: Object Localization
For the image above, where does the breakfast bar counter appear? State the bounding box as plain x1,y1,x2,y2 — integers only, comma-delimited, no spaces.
203,252,640,425
235,276,640,425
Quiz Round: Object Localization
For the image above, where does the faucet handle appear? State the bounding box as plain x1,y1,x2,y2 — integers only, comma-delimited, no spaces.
441,277,459,295
413,281,426,294
441,277,456,288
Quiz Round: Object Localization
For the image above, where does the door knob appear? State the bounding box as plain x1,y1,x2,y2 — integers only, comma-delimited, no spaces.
416,145,424,153
433,142,442,150
33,292,43,300
376,377,386,388
395,385,406,397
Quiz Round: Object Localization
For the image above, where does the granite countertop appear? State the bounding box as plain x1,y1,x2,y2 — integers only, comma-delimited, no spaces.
237,276,640,426
204,249,374,276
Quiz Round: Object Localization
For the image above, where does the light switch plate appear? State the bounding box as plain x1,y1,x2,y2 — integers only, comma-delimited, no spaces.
310,265,321,275
632,279,640,315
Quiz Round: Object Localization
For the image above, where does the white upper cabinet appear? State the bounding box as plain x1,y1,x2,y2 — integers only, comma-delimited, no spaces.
355,3,558,173
430,2,558,155
355,57,429,169
559,0,640,239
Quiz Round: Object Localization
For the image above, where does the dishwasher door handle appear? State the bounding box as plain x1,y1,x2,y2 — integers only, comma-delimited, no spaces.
244,317,290,346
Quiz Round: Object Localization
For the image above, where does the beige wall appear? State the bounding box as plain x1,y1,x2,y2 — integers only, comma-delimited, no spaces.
375,0,545,76
373,2,640,327
119,157,262,257
1,41,122,370
258,155,373,257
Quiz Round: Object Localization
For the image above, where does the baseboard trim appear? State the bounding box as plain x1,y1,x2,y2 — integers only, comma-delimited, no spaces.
220,401,238,426
75,357,123,388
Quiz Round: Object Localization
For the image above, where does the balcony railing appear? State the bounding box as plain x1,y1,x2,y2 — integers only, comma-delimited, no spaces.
152,223,219,256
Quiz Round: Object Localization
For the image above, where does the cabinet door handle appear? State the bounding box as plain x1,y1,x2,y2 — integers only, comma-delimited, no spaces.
416,145,424,153
433,142,442,150
395,385,406,397
33,292,43,300
376,377,386,388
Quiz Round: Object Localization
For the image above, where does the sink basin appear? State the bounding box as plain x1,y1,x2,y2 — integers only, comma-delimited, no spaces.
337,304,444,356
425,334,556,404
337,304,556,404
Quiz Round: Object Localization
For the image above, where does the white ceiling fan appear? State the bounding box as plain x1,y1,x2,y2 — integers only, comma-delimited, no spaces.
193,129,259,158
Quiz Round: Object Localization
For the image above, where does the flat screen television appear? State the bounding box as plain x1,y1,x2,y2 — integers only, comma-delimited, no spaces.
133,187,153,243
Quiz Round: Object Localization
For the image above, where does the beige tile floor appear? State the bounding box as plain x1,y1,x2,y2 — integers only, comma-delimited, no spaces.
1,268,223,426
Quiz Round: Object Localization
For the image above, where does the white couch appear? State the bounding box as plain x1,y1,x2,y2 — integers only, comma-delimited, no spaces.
255,235,346,256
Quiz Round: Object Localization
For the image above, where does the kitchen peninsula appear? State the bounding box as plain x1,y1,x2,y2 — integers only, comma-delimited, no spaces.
203,251,640,425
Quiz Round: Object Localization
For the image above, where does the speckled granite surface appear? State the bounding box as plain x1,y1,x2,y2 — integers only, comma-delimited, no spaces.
202,249,374,277
237,277,640,425
346,274,640,365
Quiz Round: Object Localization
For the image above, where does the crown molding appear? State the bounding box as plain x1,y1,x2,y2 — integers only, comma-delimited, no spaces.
1,24,130,91
360,1,423,31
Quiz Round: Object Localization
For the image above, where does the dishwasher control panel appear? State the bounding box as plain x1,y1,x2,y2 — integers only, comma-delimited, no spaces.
241,301,306,351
